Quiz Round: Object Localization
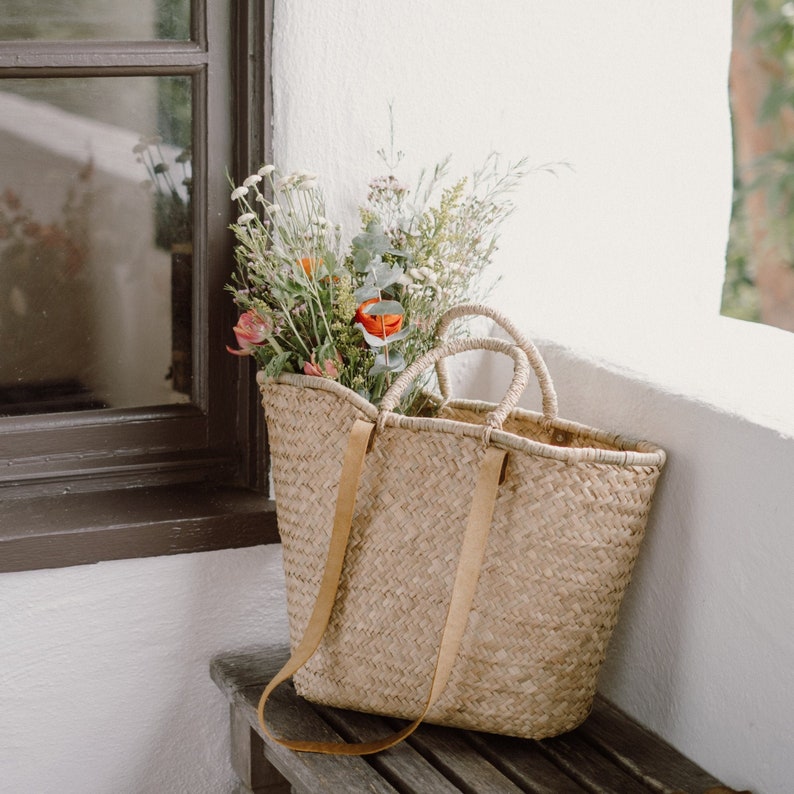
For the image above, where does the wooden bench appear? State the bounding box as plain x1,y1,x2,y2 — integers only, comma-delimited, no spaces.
211,646,747,794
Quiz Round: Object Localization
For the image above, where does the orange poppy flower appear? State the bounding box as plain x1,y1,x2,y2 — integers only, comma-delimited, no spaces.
355,298,403,339
299,257,320,276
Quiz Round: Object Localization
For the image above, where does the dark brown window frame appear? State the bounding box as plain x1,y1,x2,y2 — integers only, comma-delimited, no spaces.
0,1,278,573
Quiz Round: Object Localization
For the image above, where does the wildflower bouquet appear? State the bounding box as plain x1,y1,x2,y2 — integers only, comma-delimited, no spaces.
226,151,530,410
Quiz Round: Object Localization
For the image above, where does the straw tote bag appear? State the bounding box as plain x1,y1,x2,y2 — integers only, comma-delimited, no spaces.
256,305,666,755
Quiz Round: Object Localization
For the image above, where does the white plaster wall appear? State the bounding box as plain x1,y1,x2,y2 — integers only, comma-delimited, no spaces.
272,0,734,342
2,2,792,793
0,547,288,794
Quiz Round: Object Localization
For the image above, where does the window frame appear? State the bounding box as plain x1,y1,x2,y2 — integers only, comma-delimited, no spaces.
0,0,277,573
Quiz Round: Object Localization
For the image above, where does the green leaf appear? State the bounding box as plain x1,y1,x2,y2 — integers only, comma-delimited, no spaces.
355,323,412,348
354,285,380,303
759,83,794,123
263,351,293,379
367,261,404,290
369,350,406,375
316,252,338,276
355,323,390,348
362,299,404,315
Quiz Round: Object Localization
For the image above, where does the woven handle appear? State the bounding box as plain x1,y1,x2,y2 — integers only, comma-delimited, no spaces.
435,303,558,421
257,419,508,755
378,336,531,431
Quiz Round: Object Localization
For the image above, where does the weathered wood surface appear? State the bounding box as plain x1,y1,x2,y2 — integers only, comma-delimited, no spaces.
211,645,738,794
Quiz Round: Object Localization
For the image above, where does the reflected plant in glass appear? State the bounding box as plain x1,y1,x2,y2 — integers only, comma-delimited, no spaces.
133,134,192,250
0,159,93,296
133,133,194,394
0,160,97,407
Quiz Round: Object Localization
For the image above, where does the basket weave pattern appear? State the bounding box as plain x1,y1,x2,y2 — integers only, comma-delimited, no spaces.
260,362,664,739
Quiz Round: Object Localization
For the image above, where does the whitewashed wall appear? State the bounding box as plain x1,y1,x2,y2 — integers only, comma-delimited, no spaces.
0,547,288,794
2,2,792,793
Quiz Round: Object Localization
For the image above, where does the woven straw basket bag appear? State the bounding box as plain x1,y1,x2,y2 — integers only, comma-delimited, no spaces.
257,305,666,755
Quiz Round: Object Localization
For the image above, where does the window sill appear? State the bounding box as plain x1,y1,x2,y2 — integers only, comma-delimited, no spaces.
1,483,278,574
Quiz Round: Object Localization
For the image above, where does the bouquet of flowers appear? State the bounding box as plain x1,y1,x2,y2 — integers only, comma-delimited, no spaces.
226,150,531,410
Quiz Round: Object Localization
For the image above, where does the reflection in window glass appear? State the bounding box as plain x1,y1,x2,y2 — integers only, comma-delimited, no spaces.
0,0,191,41
0,76,193,415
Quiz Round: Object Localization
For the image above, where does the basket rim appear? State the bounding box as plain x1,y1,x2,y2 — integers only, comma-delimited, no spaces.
259,372,666,468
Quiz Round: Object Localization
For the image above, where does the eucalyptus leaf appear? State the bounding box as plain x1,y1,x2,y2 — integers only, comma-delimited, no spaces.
369,350,406,375
368,261,404,290
355,322,390,348
355,322,412,348
353,231,390,253
363,299,404,316
353,248,376,272
354,285,380,303
380,325,412,343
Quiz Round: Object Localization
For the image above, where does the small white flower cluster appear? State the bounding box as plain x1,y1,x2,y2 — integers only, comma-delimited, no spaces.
403,264,439,295
230,166,321,226
274,169,318,192
228,163,342,280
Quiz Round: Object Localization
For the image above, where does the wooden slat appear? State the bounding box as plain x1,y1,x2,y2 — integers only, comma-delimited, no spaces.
235,683,398,794
400,721,526,794
3,486,277,573
213,648,398,794
211,645,288,693
315,704,463,794
578,696,726,794
230,705,291,793
537,730,651,793
211,647,733,794
465,731,589,794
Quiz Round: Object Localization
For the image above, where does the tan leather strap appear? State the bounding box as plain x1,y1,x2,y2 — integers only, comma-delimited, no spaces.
257,418,508,755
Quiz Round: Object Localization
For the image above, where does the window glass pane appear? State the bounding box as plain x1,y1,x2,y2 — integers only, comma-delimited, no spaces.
0,0,191,42
0,76,193,415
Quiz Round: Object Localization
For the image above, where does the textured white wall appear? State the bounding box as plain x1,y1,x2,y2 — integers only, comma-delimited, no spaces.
2,2,792,794
0,547,288,794
272,0,733,342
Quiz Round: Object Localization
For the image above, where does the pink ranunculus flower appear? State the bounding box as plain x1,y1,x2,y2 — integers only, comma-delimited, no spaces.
303,358,323,377
303,352,340,379
226,310,270,356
